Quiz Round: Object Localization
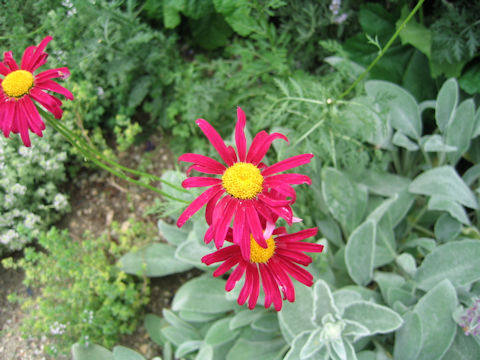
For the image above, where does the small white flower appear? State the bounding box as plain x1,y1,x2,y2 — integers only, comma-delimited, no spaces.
11,183,27,196
0,230,18,244
53,194,68,210
24,214,40,229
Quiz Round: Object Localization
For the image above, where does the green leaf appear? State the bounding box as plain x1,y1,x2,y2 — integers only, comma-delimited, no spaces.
434,213,462,242
463,163,480,186
179,310,221,323
189,13,233,50
175,239,211,269
409,166,478,209
72,343,113,360
278,285,315,345
172,276,236,314
205,318,239,346
332,289,362,315
229,308,266,330
459,63,480,95
428,196,470,225
446,99,476,164
162,325,201,347
415,239,480,291
343,301,403,335
226,337,286,360
414,280,458,360
301,328,325,359
393,311,423,360
345,220,376,286
119,243,192,277
175,340,203,358
158,220,189,246
322,167,368,233
392,131,419,151
312,280,340,326
145,314,167,346
374,213,397,267
251,313,279,333
128,76,151,108
436,78,459,132
421,134,457,152
365,80,421,140
285,332,325,360
113,346,145,360
163,308,198,332
316,217,343,247
442,330,480,360
358,3,395,43
163,0,185,28
396,6,431,58
359,172,410,197
342,320,370,341
395,253,416,277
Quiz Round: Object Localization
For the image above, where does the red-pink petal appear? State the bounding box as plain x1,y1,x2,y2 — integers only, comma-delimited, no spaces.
249,132,289,166
213,256,240,277
215,198,238,249
28,36,53,72
248,266,260,309
35,79,74,100
202,245,239,265
177,184,223,227
178,153,226,174
274,248,313,266
35,67,70,81
196,119,235,166
226,261,247,291
264,173,312,185
276,228,318,242
235,107,247,162
283,242,324,253
238,266,254,306
0,62,10,76
276,256,313,286
246,131,268,163
262,154,314,176
29,88,63,119
3,51,19,71
182,177,222,188
0,101,15,137
258,193,291,207
205,190,224,225
260,264,283,311
245,203,267,248
269,259,295,302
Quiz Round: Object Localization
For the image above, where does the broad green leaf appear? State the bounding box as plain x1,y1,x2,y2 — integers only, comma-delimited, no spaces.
229,309,266,330
195,344,213,360
190,13,233,50
72,343,113,360
119,243,192,277
331,338,357,360
205,318,239,346
144,314,167,346
278,285,315,345
345,220,376,286
359,172,410,197
403,237,436,256
414,280,458,360
226,337,286,360
332,289,362,315
179,311,221,323
158,220,189,246
392,131,419,151
365,80,421,140
322,167,368,233
163,0,185,28
316,217,343,247
342,319,370,341
251,313,279,333
113,346,145,360
357,351,377,360
301,328,324,359
434,213,462,242
415,240,480,291
436,78,459,132
409,166,478,209
393,311,422,360
446,99,476,164
175,341,203,358
374,272,405,304
428,196,470,225
421,134,457,152
442,330,480,360
395,253,416,277
396,6,431,58
312,280,340,326
172,276,236,314
460,63,480,96
374,213,397,267
175,239,211,269
163,309,197,331
463,163,480,186
343,301,403,335
473,107,480,138
285,331,324,360
162,325,201,347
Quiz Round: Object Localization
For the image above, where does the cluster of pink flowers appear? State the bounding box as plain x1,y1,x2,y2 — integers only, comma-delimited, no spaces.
0,36,73,147
178,107,323,311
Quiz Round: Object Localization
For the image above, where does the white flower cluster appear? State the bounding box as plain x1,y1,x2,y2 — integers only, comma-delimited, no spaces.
82,309,94,324
329,0,348,24
49,321,67,335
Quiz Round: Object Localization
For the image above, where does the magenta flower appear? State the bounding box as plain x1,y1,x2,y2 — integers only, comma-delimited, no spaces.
202,227,323,311
177,107,313,252
0,36,73,147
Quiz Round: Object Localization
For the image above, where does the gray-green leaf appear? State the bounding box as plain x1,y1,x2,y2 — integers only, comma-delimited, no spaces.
436,78,458,132
342,301,403,335
345,220,376,286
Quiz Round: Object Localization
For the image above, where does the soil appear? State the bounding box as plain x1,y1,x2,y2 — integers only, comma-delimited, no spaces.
0,135,195,360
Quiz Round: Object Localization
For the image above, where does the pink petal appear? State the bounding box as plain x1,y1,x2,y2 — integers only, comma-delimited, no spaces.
276,228,318,242
269,205,294,225
3,51,19,71
204,226,214,244
245,203,267,248
283,242,324,253
1,101,16,137
228,146,237,163
249,132,289,166
182,177,222,188
258,193,291,207
29,88,63,119
269,259,295,302
196,119,235,166
20,46,36,71
29,36,53,72
233,206,250,260
260,264,283,311
248,266,260,309
17,103,31,147
35,79,74,100
213,256,240,277
274,248,313,266
178,153,226,174
177,184,223,227
264,173,312,185
262,154,314,176
35,67,70,81
202,245,239,265
20,97,44,136
226,261,247,291
235,107,247,162
205,190,224,225
238,266,254,306
246,131,268,163
215,198,238,249
0,62,10,76
276,256,314,286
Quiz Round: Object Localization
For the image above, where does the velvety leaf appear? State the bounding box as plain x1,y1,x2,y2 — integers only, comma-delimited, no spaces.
374,213,397,267
162,325,201,347
251,313,279,333
342,319,370,341
428,196,470,225
393,311,422,360
345,220,376,286
415,240,480,291
229,309,266,330
113,346,145,360
322,167,368,233
422,134,457,152
332,289,362,315
374,272,405,304
175,239,211,269
436,78,459,132
312,279,339,326
172,276,236,314
226,337,286,360
205,318,239,345
163,309,197,332
392,131,419,151
158,220,189,246
175,341,203,358
72,343,113,360
386,189,415,228
316,217,343,247
463,163,480,186
409,166,478,209
434,213,462,242
414,280,458,360
343,301,403,335
179,311,220,323
301,328,324,359
359,172,410,197
284,332,325,360
365,80,421,140
442,330,480,360
119,243,192,277
144,314,167,346
446,99,476,164
395,253,416,277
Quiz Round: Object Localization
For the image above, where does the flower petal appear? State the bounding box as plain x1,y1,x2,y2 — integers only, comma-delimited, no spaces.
245,203,267,248
226,261,247,291
264,173,312,185
276,256,313,286
248,266,260,309
238,265,255,306
202,245,239,265
3,51,19,71
276,228,318,242
177,184,223,227
35,67,71,81
235,107,247,162
205,190,224,225
35,79,74,100
249,132,288,166
178,153,226,174
260,264,283,311
196,119,235,166
262,153,314,176
215,198,238,249
246,131,268,163
182,177,222,188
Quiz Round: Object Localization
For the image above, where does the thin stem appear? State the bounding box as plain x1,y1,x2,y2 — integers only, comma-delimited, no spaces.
338,0,425,100
43,114,190,203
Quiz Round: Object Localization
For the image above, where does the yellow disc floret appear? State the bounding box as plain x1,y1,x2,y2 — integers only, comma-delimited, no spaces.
222,162,263,199
250,235,276,263
2,70,34,98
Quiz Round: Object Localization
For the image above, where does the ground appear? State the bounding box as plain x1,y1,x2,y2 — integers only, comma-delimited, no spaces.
0,135,194,360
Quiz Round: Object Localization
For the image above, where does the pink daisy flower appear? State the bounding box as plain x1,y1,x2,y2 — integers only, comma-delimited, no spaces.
0,36,73,147
202,226,323,311
177,107,313,252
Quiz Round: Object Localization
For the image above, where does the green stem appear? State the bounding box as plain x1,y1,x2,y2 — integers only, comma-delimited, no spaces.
338,0,425,100
43,114,190,203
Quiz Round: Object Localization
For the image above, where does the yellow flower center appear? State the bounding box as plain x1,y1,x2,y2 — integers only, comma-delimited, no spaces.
2,70,34,98
222,162,263,199
250,235,276,263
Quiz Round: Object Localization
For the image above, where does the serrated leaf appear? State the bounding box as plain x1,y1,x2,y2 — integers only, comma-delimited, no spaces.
436,78,458,132
113,346,145,360
409,166,478,209
446,99,476,164
343,301,403,335
72,343,113,360
428,195,470,225
393,311,423,360
322,167,368,233
172,276,235,314
345,220,376,286
415,239,480,291
119,243,192,277
312,280,339,326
